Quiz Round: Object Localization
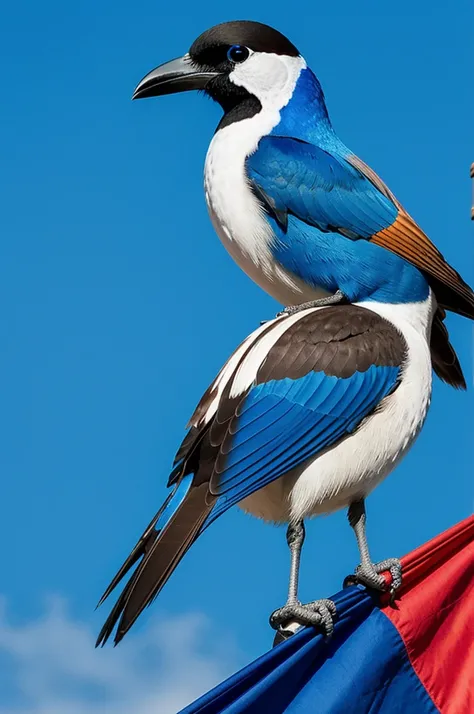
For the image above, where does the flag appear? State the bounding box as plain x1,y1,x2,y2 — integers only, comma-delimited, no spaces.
180,515,474,714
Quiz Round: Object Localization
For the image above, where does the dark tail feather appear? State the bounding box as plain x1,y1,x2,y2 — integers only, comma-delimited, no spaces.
430,309,466,389
96,503,171,610
430,274,474,321
96,483,213,646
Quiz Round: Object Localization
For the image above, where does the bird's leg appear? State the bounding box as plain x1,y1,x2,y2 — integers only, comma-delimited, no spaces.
278,289,346,317
345,499,402,599
285,520,304,606
270,521,336,639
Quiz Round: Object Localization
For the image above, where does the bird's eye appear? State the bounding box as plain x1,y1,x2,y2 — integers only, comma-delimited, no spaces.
227,45,250,63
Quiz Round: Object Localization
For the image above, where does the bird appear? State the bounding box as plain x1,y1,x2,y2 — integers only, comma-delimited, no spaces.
96,282,434,645
132,20,474,389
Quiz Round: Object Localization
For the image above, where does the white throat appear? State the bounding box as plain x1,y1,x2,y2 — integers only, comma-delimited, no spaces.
204,55,321,306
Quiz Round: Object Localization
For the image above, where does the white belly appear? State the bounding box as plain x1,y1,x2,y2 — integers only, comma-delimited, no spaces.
204,116,328,307
239,298,434,523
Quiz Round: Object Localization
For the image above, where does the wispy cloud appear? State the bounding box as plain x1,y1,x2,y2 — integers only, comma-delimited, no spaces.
0,597,240,714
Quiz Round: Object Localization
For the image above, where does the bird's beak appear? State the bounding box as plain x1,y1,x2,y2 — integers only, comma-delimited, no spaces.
132,55,218,100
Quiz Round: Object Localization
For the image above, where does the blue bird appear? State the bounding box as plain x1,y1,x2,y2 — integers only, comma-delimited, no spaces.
132,20,474,388
97,289,434,645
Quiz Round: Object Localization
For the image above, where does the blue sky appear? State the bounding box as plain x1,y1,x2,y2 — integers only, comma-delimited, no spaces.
1,0,473,710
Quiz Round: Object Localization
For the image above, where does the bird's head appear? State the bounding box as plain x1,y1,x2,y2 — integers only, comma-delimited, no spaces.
132,21,307,124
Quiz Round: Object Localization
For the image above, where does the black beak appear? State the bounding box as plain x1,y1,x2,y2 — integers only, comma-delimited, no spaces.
132,55,219,100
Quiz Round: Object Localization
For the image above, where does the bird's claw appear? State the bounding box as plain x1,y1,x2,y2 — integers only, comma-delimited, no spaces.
276,291,347,319
276,305,304,318
344,558,402,600
260,312,290,324
274,305,315,319
270,598,337,639
275,303,311,318
264,293,346,323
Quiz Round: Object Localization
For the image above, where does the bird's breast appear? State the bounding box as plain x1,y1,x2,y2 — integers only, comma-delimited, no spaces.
288,297,434,521
204,120,327,306
238,297,434,525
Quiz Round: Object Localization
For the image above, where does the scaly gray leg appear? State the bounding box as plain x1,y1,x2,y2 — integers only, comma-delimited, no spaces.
346,500,402,598
270,521,337,639
279,290,346,317
260,291,347,326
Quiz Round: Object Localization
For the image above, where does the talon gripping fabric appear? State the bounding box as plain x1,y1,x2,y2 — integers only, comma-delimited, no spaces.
180,515,474,714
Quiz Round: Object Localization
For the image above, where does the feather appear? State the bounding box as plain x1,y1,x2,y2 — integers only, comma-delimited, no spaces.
96,481,213,646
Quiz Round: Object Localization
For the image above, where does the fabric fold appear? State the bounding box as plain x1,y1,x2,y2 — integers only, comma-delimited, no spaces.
180,515,474,714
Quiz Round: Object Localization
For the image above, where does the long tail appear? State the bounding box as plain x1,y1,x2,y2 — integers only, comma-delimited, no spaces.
96,478,214,646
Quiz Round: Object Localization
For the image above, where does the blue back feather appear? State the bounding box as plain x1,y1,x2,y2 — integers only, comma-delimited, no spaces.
246,69,430,305
247,134,429,304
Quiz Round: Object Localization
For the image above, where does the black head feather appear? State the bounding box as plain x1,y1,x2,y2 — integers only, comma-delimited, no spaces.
189,20,300,68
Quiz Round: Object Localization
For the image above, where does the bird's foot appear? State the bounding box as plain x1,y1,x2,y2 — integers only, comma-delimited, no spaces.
270,598,337,639
344,558,402,601
277,290,346,317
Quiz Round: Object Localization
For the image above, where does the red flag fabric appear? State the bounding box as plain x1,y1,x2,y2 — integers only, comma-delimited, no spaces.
180,515,474,714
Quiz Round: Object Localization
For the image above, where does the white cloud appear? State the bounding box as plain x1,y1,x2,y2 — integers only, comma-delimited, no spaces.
0,597,240,714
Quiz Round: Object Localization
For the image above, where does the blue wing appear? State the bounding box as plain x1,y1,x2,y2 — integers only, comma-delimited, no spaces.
246,136,398,238
246,136,474,325
246,136,432,304
207,364,400,523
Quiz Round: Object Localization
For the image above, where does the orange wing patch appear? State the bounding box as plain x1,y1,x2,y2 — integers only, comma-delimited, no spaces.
371,210,474,316
347,154,474,318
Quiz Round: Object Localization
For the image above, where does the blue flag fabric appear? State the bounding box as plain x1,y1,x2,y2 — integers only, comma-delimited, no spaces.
179,515,474,714
179,587,435,714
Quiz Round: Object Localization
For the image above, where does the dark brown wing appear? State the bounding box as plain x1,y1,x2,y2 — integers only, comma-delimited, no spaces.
257,305,407,383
